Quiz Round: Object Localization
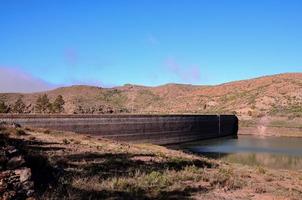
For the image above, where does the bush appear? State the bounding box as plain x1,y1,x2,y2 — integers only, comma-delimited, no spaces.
0,100,9,113
13,97,26,113
256,166,266,174
16,128,26,136
63,139,70,144
35,94,52,113
52,95,65,113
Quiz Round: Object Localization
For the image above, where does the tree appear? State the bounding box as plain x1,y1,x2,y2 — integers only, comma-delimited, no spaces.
13,97,26,113
35,94,52,113
0,100,8,113
52,95,65,113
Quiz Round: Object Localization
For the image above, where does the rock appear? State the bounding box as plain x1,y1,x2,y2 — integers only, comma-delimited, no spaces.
0,169,34,199
0,122,21,129
2,191,17,200
26,190,34,197
0,171,11,179
7,156,25,170
5,146,18,156
1,134,35,199
22,181,34,191
11,123,21,128
0,179,7,193
15,168,31,183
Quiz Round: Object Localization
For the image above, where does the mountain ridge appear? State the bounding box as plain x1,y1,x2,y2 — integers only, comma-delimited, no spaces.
0,73,301,117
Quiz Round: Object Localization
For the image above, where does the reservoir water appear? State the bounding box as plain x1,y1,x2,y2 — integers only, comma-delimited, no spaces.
182,135,302,170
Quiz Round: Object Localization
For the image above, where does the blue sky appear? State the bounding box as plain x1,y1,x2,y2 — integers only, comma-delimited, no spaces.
0,0,301,92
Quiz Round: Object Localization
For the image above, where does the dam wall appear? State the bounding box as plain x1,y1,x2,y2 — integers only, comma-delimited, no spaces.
0,114,238,145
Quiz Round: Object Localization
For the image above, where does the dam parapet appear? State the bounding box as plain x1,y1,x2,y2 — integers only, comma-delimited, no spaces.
0,114,238,145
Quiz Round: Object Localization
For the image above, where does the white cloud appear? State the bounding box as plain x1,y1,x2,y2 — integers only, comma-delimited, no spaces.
0,67,55,93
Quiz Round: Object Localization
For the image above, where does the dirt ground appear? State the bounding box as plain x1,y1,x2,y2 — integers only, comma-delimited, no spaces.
1,124,302,200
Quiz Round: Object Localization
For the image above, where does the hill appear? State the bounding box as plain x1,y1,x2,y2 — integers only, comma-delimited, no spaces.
0,73,301,118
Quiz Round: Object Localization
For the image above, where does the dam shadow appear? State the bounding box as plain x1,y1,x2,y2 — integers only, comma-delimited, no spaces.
1,133,215,199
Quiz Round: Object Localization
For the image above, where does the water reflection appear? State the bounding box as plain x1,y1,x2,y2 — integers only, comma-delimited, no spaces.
183,135,302,170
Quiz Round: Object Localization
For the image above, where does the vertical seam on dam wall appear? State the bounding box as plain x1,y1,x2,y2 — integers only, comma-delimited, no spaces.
0,114,238,145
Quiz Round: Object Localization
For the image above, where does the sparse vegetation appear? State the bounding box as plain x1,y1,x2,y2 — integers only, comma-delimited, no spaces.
101,90,127,108
1,125,301,199
270,104,302,116
0,100,9,113
134,89,162,109
15,128,26,136
35,94,52,113
256,165,266,174
0,73,301,117
52,95,65,113
63,138,70,144
33,94,65,114
13,97,26,113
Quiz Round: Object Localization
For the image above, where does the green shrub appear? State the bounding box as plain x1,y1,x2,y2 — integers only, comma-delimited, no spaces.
52,95,65,113
13,97,26,113
0,100,9,113
35,94,52,113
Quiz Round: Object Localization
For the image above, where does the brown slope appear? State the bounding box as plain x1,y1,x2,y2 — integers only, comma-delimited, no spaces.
0,73,301,117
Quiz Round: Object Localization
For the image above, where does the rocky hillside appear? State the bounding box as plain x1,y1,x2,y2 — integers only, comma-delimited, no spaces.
0,73,301,117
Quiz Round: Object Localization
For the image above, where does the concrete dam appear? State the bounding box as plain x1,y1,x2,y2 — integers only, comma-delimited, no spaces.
0,114,238,145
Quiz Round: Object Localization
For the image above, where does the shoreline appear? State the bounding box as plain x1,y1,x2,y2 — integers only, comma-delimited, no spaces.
239,126,302,138
239,133,302,138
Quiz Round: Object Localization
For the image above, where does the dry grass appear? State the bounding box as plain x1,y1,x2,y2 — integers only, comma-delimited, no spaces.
1,125,302,199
